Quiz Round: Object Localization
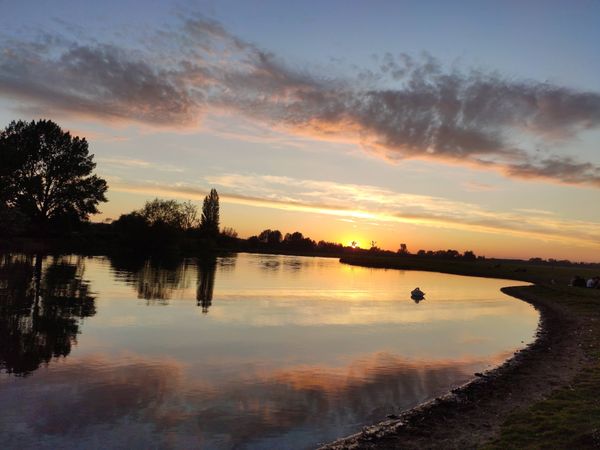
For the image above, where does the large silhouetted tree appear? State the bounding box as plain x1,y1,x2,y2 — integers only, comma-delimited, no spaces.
0,120,108,232
200,188,220,238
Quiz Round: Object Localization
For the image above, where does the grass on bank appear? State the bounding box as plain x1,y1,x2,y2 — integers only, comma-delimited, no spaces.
339,253,600,285
340,254,600,449
487,285,600,449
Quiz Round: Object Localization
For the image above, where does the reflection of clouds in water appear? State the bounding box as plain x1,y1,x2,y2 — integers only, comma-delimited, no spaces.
0,355,191,449
206,295,532,327
0,351,509,449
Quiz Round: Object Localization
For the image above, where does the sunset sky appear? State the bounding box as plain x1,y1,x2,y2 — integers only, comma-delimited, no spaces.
1,0,600,261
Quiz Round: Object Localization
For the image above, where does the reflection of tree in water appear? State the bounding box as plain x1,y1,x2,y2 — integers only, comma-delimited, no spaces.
282,257,302,272
0,254,95,376
258,255,281,272
108,254,191,303
197,258,217,313
108,254,220,311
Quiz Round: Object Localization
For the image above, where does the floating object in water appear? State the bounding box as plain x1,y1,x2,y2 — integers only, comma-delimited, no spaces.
411,287,425,301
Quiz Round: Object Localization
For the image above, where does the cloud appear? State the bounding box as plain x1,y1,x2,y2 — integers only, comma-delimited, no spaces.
0,40,198,125
461,181,499,192
2,16,600,186
107,173,600,249
97,157,184,173
504,156,600,186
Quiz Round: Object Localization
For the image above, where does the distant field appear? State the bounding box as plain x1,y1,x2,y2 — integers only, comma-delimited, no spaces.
340,254,600,286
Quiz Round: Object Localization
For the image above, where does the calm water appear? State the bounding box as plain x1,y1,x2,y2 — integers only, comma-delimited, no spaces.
0,253,537,449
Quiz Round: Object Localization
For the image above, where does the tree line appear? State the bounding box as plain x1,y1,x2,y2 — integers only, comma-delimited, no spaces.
0,119,501,260
0,119,225,252
3,119,596,266
110,190,221,250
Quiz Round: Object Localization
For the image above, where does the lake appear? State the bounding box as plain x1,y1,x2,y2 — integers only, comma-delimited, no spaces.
0,252,537,449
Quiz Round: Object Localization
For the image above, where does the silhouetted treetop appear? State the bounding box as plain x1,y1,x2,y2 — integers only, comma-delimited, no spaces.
258,229,282,244
201,188,220,237
0,120,107,230
137,198,198,230
221,227,238,238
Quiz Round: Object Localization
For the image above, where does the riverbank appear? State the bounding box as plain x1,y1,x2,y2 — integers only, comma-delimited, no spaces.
321,255,600,449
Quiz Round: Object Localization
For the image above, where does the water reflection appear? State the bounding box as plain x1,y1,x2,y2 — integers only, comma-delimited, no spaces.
189,351,509,448
0,254,95,376
109,254,192,304
197,258,217,313
217,256,237,272
0,351,509,449
259,255,281,271
109,255,219,311
0,253,538,449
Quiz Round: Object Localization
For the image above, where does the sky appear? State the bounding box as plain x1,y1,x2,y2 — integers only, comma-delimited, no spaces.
1,0,600,261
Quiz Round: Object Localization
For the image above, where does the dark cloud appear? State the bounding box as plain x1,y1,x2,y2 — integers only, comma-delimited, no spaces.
506,156,600,186
0,40,198,125
1,16,600,186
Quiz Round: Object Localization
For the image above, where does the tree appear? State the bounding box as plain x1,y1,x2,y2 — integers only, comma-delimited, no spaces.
180,200,199,230
463,250,477,260
258,229,282,245
200,188,220,237
0,120,107,231
113,199,199,250
136,198,198,230
284,231,304,243
138,199,184,228
221,227,238,238
398,243,408,254
283,231,315,250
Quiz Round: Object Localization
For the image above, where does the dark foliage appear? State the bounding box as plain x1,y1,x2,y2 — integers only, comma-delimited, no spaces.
0,254,96,376
0,120,107,234
258,229,283,245
200,188,220,238
111,199,200,251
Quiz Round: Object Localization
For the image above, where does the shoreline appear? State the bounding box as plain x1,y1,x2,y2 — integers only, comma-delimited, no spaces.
320,258,592,449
